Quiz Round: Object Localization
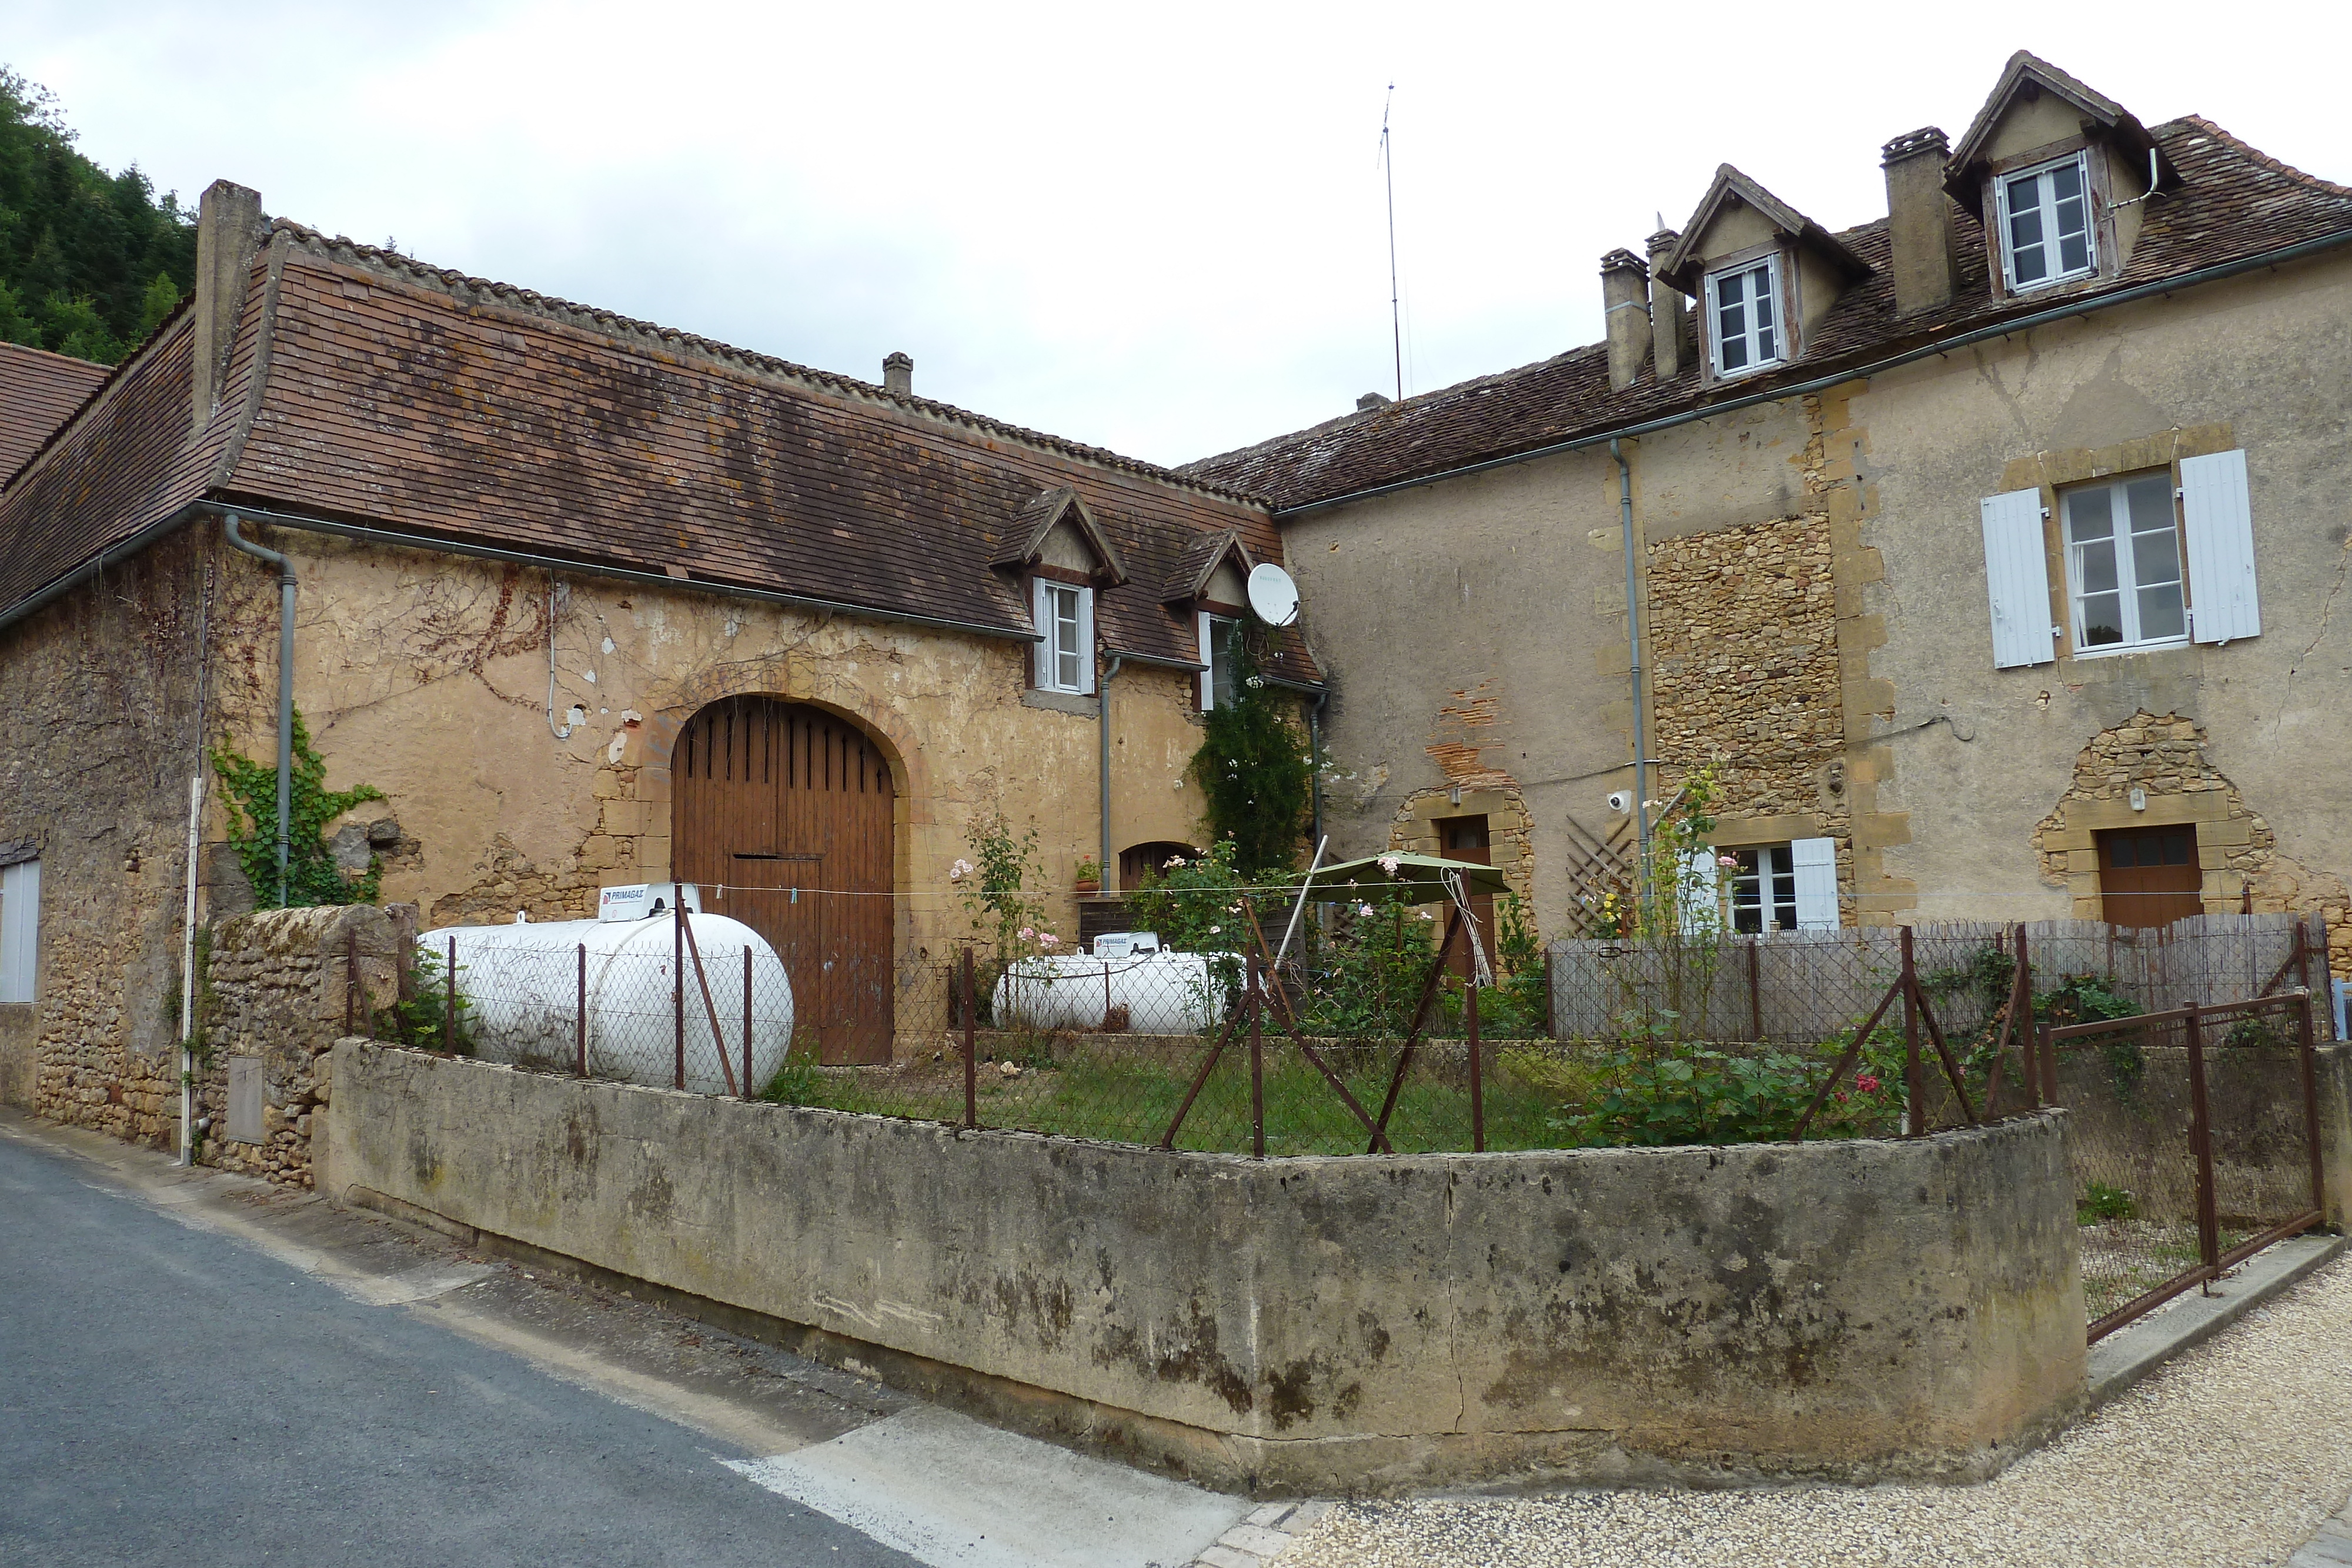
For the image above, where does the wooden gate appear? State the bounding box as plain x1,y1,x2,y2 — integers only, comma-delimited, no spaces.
672,697,895,1064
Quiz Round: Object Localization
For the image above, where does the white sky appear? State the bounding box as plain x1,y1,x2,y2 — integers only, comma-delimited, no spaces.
12,2,2346,468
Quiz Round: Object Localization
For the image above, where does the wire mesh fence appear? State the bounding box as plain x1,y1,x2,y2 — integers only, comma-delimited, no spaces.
2044,989,2326,1340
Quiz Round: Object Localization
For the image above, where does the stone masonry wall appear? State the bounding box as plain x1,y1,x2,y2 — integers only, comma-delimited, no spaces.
192,903,399,1187
1645,513,1854,911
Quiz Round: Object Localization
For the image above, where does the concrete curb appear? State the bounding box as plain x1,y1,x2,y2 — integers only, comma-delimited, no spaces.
2086,1231,2347,1409
1190,1500,1332,1567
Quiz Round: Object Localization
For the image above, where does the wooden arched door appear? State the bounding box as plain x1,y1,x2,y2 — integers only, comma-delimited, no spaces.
673,698,895,1064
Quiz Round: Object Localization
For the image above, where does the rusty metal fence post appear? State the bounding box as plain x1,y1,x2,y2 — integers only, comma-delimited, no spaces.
576,942,587,1077
1248,952,1265,1159
961,947,977,1131
671,900,686,1091
443,934,456,1054
1900,926,1923,1137
2298,987,2327,1219
2183,999,2220,1286
1468,980,1484,1154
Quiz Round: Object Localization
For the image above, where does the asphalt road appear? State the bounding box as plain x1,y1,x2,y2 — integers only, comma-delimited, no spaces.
0,1129,918,1567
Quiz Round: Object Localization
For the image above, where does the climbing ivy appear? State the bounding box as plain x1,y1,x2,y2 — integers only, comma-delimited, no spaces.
1188,638,1311,877
211,708,385,907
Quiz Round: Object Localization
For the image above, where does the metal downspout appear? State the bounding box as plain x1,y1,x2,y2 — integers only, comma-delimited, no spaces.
222,513,295,906
1100,656,1122,894
1611,440,1651,896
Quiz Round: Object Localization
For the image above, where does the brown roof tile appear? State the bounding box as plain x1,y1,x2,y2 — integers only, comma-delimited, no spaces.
0,341,109,486
1187,118,2352,513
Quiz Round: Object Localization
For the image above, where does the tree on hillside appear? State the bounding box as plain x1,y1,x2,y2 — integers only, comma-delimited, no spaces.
0,69,196,365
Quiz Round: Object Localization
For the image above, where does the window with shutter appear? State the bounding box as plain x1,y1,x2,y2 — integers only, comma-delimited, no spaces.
1790,837,1838,931
1198,612,1240,710
1980,487,2054,668
1031,577,1095,695
2180,449,2260,645
0,858,39,1003
2062,473,2185,653
1677,847,1721,937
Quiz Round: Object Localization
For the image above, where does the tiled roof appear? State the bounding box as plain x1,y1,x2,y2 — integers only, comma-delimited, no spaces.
0,341,109,486
0,223,1320,684
1185,117,2352,512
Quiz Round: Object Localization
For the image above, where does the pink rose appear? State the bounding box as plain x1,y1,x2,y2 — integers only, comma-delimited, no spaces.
1855,1073,1881,1094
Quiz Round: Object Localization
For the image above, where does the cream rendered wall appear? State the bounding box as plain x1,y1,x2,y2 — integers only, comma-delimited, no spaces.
203,531,1206,979
1849,256,2352,927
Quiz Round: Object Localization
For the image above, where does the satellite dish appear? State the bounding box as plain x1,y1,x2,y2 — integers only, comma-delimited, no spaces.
1246,563,1299,627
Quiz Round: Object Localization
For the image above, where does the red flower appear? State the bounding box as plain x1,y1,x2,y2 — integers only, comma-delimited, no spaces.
1855,1073,1881,1094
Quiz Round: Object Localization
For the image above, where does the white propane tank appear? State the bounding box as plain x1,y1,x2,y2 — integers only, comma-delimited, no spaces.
419,912,792,1095
991,950,1229,1035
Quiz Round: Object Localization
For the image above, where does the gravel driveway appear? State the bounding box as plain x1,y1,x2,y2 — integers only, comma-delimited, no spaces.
1282,1252,2352,1568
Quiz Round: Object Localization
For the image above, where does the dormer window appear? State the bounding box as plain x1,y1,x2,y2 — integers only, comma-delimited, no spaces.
1997,152,2094,291
1035,578,1093,693
1707,256,1782,377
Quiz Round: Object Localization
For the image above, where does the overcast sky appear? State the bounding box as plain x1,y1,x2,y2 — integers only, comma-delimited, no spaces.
13,2,2345,467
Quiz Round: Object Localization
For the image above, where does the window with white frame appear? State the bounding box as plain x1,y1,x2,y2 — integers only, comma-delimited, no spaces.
1031,577,1094,694
2064,473,2185,653
1706,256,1782,377
1197,613,1241,710
0,858,39,1004
1728,844,1799,933
1997,153,2094,292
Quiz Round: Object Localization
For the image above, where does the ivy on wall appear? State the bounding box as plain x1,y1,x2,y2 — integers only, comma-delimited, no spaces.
1189,639,1311,877
211,707,385,907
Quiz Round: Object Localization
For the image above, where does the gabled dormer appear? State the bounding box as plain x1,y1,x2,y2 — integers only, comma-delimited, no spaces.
1945,51,2176,299
1162,528,1254,709
1653,166,1872,385
994,487,1127,698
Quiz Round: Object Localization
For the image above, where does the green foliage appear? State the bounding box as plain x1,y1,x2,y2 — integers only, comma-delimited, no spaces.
2078,1181,2138,1224
1549,1022,1906,1147
162,924,219,1071
1297,888,1441,1038
370,945,473,1055
1189,639,1311,877
211,708,386,907
2034,972,2144,1102
0,71,196,364
1124,841,1251,960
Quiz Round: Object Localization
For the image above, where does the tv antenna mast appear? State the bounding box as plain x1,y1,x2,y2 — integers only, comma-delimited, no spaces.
1379,83,1402,403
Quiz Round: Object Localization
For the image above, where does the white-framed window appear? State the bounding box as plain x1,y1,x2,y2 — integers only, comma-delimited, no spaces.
0,858,39,1004
1706,255,1782,377
1197,613,1241,710
1729,845,1799,933
1031,577,1094,695
2064,472,2185,653
1997,152,2094,292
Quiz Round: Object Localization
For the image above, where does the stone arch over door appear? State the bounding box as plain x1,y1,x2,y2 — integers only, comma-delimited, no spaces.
672,697,896,1064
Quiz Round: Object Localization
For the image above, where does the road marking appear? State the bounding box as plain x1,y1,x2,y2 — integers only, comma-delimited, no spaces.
727,1405,1242,1568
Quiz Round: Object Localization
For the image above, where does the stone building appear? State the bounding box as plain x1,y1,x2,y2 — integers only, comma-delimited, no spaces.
0,180,1319,1142
1188,51,2351,977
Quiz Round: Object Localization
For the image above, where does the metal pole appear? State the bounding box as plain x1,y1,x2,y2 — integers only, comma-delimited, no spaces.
962,948,978,1131
1467,979,1484,1154
1611,439,1651,905
1249,952,1266,1160
576,942,588,1077
1901,926,1923,1137
179,774,202,1165
1098,655,1121,894
2297,988,2327,1222
743,946,755,1101
673,900,686,1091
443,935,455,1054
2184,1000,2220,1283
2017,924,2037,1107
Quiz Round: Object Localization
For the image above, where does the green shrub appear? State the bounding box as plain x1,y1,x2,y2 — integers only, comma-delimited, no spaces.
2078,1182,2137,1224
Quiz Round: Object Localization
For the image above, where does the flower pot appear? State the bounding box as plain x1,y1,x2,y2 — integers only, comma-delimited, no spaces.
1074,880,1101,895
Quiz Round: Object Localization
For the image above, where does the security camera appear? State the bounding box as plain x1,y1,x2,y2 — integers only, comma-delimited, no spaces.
1606,790,1633,815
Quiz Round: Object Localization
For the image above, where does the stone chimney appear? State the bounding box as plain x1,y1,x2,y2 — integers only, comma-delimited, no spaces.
882,351,913,396
192,179,265,434
1645,229,1686,380
1356,391,1391,412
1600,250,1652,392
1881,128,1957,316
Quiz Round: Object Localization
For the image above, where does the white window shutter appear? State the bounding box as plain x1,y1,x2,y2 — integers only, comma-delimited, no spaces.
2181,449,2260,644
1030,576,1050,687
1980,488,2054,668
1075,587,1096,696
1,860,38,1002
1676,848,1719,937
1791,837,1838,931
1197,610,1215,709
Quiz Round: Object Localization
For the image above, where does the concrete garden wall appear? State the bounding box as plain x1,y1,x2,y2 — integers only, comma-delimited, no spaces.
323,1041,2086,1495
